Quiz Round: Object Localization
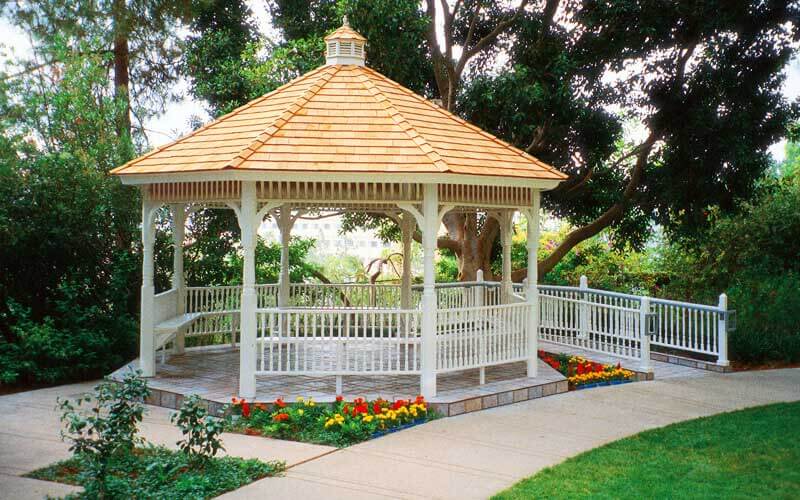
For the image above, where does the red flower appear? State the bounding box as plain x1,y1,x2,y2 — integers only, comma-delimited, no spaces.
273,412,289,422
354,403,368,415
275,398,286,408
343,405,351,415
231,397,240,405
241,401,251,418
373,403,382,414
392,400,407,411
335,395,344,402
414,395,425,405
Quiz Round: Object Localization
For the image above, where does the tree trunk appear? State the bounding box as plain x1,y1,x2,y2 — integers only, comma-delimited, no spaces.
112,0,131,138
440,212,499,281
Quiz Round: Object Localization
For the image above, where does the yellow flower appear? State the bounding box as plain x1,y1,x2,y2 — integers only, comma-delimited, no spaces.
296,396,305,403
363,415,374,423
297,409,304,416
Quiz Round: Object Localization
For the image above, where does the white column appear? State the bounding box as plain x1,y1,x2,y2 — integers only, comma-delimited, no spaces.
277,207,293,308
499,212,513,304
717,293,729,366
578,275,589,340
170,204,186,354
639,296,653,373
139,191,157,377
400,214,414,310
420,184,439,398
526,191,541,377
238,182,258,399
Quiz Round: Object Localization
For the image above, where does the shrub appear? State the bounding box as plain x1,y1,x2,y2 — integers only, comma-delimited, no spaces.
58,371,150,498
172,394,225,461
727,272,800,364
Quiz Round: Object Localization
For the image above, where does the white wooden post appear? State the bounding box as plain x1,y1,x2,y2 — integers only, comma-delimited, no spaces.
170,204,186,354
499,212,513,304
277,206,293,308
525,192,541,377
238,182,258,399
475,269,485,307
421,184,438,398
639,296,653,373
476,268,486,384
717,293,729,366
579,275,589,340
139,192,157,377
400,214,414,310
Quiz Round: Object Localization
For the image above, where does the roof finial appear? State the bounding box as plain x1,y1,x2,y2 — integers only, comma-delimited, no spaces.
324,16,367,66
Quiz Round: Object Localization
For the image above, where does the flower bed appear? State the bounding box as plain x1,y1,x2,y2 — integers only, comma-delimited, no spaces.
538,350,636,389
226,395,436,447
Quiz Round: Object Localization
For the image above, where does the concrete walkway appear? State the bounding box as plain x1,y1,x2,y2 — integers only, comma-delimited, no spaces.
2,369,799,499
0,381,334,499
223,368,800,499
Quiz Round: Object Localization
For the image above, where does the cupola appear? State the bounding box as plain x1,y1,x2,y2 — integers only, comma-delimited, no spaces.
324,16,366,66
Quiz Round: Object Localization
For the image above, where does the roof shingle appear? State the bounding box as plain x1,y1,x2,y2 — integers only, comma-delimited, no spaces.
111,64,567,181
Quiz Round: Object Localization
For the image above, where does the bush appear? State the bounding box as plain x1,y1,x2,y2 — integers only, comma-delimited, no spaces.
172,394,225,461
58,371,150,498
727,272,800,364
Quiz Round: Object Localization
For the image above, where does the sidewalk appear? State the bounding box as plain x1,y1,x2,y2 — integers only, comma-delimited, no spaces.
223,368,800,499
2,369,798,499
0,382,334,500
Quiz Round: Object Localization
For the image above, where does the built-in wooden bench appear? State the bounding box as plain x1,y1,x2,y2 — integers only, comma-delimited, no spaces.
154,311,239,362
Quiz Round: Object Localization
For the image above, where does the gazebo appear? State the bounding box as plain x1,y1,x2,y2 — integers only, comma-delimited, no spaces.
111,19,567,400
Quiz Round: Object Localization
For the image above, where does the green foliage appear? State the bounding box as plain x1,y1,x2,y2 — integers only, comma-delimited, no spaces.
172,394,226,461
0,36,141,385
461,2,799,249
436,249,460,282
32,372,283,498
494,402,800,499
184,0,258,115
28,446,283,499
546,174,800,364
58,372,150,498
727,272,800,364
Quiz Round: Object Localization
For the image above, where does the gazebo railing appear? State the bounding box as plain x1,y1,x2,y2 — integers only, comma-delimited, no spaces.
436,301,532,372
518,280,731,365
183,281,504,315
177,279,728,367
538,288,643,360
255,307,422,375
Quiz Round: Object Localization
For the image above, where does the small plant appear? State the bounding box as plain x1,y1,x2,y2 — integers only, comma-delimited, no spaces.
58,370,150,498
172,394,225,461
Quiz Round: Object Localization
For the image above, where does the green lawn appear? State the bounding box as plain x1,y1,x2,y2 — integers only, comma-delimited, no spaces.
494,402,800,500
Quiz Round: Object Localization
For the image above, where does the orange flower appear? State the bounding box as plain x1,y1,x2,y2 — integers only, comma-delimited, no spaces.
255,403,267,411
275,398,286,408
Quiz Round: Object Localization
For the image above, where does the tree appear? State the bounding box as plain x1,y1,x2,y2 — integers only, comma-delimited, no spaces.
183,0,258,116
461,1,800,279
7,0,190,142
181,1,799,282
0,37,142,384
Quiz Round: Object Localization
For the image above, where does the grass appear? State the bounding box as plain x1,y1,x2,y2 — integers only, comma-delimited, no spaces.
27,445,284,499
493,402,800,500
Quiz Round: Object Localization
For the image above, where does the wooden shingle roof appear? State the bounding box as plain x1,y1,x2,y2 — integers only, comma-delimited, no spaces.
111,64,566,181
